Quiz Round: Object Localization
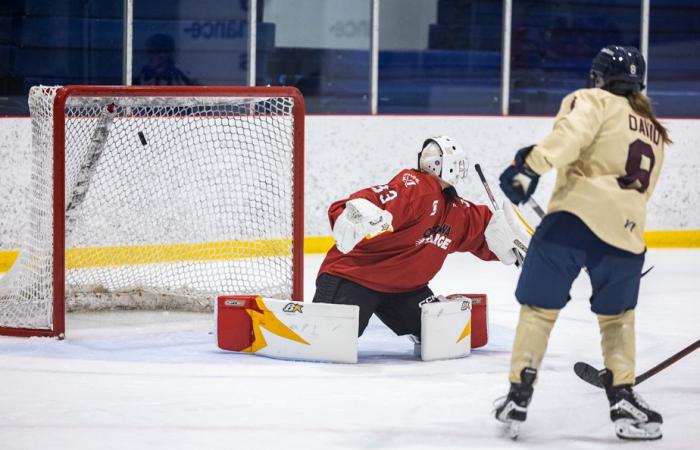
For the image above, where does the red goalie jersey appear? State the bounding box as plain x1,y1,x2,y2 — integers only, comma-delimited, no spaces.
318,169,498,292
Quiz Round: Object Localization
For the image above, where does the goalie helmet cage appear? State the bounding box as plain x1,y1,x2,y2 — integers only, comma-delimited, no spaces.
0,85,305,339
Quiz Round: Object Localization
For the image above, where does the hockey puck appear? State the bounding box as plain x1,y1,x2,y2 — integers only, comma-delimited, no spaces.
138,131,147,146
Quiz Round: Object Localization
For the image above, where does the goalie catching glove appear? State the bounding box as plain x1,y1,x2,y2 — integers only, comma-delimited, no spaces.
333,198,393,254
484,201,533,265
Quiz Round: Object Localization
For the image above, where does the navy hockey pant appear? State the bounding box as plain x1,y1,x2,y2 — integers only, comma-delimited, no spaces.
516,212,645,315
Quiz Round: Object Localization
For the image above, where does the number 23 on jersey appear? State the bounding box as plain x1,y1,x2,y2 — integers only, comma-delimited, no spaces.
371,185,398,204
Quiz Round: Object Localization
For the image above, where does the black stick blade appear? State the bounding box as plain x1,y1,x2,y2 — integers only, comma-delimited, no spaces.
573,362,605,388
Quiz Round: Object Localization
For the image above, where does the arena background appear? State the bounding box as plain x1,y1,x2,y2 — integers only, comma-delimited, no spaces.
1,3,699,449
1,0,698,256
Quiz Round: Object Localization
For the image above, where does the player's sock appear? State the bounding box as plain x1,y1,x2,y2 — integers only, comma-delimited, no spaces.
600,369,663,440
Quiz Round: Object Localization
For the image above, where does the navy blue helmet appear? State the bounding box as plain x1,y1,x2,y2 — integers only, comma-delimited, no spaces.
589,45,646,94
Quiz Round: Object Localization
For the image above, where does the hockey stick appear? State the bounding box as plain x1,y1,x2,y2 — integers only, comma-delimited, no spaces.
526,197,546,219
574,339,700,388
474,164,524,267
65,103,116,236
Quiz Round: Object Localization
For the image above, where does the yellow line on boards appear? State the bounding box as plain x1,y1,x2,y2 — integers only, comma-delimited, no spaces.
303,231,700,253
0,239,292,272
303,236,335,254
644,230,700,248
0,231,698,272
0,250,19,272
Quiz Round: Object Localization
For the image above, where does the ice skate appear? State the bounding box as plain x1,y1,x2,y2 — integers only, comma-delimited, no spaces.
408,334,421,358
600,369,663,440
494,367,537,440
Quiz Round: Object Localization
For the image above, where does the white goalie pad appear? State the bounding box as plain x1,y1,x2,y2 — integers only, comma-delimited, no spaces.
419,296,472,361
216,296,359,363
503,200,534,253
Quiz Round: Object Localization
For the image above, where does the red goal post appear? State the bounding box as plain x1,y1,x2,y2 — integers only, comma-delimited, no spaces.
0,85,305,338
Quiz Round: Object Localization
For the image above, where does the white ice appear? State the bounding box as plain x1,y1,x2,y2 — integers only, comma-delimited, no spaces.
0,249,698,450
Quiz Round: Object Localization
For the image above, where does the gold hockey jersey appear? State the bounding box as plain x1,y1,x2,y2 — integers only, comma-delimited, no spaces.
526,88,665,254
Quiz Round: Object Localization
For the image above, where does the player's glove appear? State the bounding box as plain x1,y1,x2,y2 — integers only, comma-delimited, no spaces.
484,201,532,265
332,198,393,254
499,145,540,205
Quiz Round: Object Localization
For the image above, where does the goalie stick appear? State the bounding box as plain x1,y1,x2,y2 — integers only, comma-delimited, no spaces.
574,339,700,388
474,164,524,267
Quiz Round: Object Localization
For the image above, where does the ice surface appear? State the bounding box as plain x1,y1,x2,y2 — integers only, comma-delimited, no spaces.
0,249,698,449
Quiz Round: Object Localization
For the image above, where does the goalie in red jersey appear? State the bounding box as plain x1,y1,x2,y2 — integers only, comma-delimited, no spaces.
313,136,526,338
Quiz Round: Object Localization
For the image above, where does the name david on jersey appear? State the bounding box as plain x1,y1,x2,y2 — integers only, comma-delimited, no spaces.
415,223,452,250
629,114,661,145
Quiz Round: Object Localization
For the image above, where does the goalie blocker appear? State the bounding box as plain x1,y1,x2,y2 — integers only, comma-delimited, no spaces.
216,293,488,363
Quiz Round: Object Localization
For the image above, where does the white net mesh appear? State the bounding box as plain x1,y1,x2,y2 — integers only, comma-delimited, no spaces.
0,86,301,332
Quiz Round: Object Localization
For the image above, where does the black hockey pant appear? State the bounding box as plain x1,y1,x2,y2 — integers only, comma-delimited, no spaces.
312,273,436,337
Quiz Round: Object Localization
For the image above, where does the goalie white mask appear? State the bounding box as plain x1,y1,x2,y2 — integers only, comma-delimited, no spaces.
418,136,469,187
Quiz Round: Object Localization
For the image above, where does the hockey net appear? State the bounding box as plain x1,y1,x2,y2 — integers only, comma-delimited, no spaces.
0,85,304,337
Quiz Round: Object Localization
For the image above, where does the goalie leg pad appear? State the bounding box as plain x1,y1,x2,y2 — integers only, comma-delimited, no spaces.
419,296,472,361
448,293,488,348
216,295,359,363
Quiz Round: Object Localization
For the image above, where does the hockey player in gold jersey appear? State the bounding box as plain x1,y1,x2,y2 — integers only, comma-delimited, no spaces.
494,46,671,440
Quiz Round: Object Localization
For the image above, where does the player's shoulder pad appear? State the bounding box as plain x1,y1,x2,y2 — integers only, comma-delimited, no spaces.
384,170,441,212
390,168,424,185
389,169,439,192
452,195,477,209
558,88,607,116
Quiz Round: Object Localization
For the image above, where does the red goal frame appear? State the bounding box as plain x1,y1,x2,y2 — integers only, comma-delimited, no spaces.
1,85,305,338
